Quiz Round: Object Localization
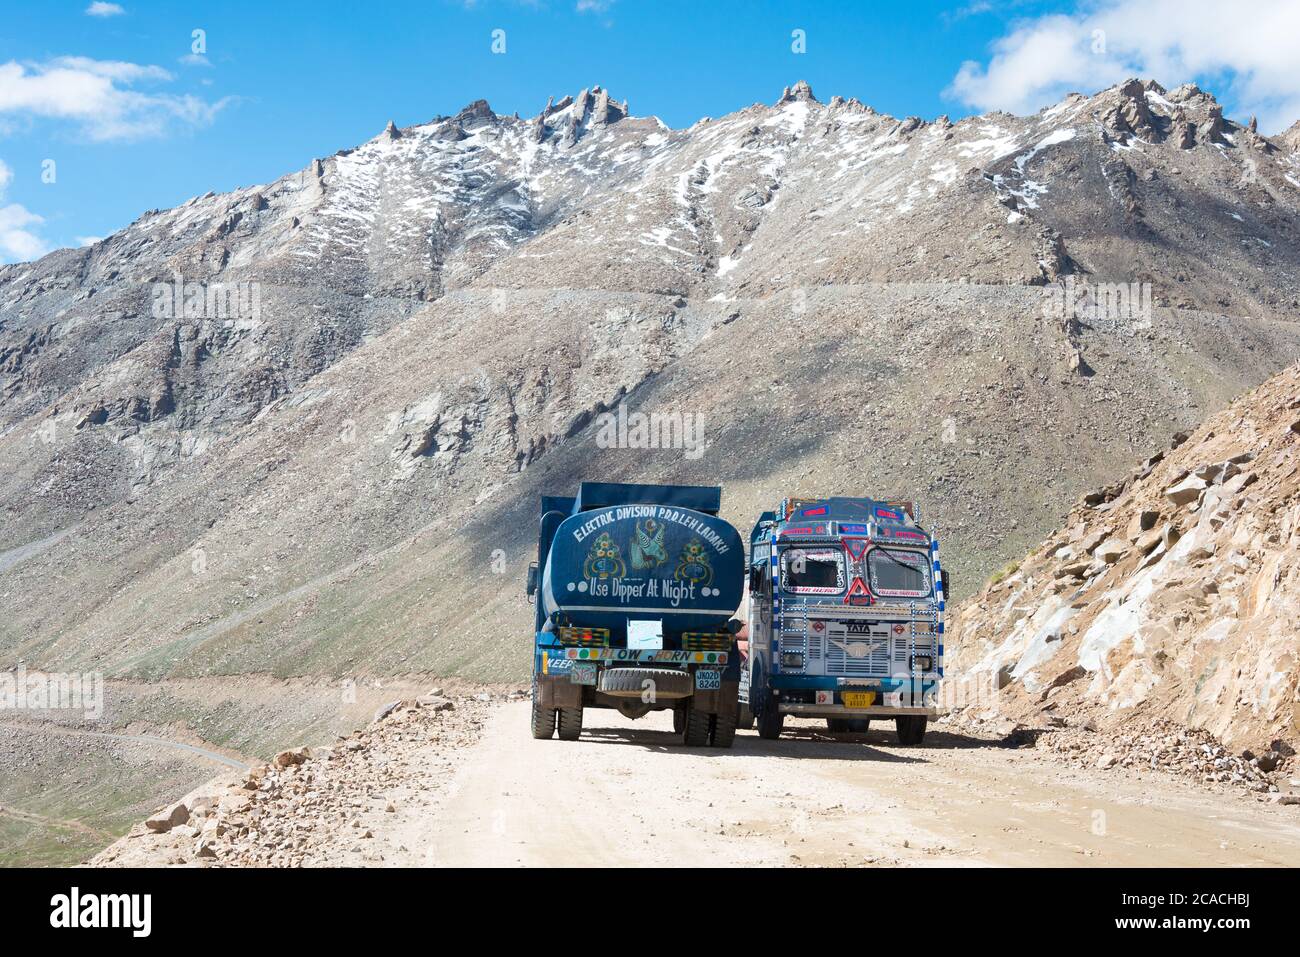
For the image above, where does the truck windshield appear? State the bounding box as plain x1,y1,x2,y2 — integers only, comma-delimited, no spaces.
867,547,931,597
780,548,845,594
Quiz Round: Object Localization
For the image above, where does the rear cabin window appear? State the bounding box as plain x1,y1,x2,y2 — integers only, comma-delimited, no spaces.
867,548,931,598
780,548,845,594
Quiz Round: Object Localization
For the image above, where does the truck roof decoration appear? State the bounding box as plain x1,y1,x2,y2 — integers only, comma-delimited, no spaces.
753,496,928,549
781,496,917,524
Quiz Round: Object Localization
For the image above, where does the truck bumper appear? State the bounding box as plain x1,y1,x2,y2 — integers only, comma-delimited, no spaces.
777,703,937,720
534,659,738,715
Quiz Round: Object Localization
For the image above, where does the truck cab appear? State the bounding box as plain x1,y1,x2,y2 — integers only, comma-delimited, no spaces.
742,496,947,745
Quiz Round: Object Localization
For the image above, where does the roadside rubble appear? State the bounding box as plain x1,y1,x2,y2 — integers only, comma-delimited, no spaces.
946,711,1296,802
91,688,526,867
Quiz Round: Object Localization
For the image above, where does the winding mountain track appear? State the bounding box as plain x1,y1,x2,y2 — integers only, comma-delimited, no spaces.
0,805,112,842
2,719,252,771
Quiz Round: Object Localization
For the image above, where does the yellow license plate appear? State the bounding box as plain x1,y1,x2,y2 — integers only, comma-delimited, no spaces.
842,692,876,709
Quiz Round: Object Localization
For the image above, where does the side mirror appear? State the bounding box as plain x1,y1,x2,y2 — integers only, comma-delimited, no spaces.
526,562,539,599
941,569,951,598
725,617,743,635
749,566,763,592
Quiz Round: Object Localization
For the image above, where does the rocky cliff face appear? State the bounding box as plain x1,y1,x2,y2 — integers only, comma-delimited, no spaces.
2,79,1300,683
949,362,1300,761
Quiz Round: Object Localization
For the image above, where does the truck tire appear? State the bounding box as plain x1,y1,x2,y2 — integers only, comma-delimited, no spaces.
530,676,556,740
848,719,871,733
896,715,927,746
672,707,685,734
710,710,737,748
737,703,754,731
826,718,849,732
681,708,710,746
557,707,584,741
599,667,692,699
757,707,784,740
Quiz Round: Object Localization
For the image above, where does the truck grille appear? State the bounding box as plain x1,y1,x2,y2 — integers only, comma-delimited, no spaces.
805,626,936,678
823,638,891,677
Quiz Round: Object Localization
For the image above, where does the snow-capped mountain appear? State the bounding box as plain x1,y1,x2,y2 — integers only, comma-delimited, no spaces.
2,78,1299,682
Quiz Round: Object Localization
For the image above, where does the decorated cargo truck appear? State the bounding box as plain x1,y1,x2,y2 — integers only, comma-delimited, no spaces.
526,482,745,747
741,496,948,745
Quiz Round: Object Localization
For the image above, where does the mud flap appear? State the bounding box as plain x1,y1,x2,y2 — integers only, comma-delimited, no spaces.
690,679,739,717
537,673,584,710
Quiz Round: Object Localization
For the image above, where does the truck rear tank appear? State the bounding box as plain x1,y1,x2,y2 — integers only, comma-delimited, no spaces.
528,482,745,747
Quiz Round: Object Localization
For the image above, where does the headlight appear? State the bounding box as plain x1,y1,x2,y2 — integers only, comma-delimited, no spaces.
780,652,804,669
912,654,934,672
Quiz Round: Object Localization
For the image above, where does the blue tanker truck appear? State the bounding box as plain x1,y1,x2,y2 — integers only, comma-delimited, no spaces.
741,496,948,746
526,482,745,747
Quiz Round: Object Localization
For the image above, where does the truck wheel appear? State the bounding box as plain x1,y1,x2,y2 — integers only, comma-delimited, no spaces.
557,707,584,741
756,707,784,740
710,710,737,748
895,715,927,746
848,719,871,734
530,677,556,740
737,703,754,731
826,718,849,733
681,708,710,746
672,707,685,734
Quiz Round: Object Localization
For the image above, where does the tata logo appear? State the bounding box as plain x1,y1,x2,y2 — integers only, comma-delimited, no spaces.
812,621,825,632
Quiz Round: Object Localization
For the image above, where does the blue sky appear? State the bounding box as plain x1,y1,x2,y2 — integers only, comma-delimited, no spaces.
2,0,1298,263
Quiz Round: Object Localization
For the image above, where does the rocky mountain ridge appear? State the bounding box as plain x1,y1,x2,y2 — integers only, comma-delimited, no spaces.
2,77,1300,685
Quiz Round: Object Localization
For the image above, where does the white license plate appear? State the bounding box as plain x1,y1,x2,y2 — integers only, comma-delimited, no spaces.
694,669,721,690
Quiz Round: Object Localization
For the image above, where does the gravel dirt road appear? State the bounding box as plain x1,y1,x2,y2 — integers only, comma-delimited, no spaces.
93,698,1300,867
419,703,1300,867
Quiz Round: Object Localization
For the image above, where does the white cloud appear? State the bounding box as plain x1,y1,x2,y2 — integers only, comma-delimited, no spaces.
178,53,211,68
0,159,50,264
76,235,104,247
48,56,170,83
0,56,229,140
85,2,125,16
0,205,48,262
576,0,614,13
948,0,1300,133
